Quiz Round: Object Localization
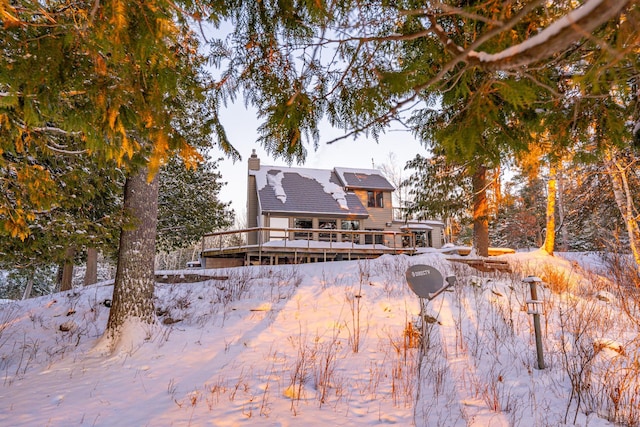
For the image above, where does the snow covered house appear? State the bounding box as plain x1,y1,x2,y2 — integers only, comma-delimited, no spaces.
200,151,445,268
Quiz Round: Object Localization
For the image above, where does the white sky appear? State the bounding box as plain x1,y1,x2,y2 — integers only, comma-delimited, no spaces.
211,102,428,220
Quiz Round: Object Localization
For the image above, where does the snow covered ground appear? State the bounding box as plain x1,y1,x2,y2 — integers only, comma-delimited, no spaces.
0,250,638,426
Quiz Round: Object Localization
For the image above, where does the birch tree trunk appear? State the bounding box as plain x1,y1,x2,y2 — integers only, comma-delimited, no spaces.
605,150,640,274
472,165,489,257
102,166,159,349
542,163,557,255
557,165,569,252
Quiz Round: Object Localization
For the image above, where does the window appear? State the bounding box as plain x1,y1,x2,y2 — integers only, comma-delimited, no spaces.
318,219,337,242
294,218,313,240
367,191,384,208
414,231,427,247
269,217,288,241
341,220,360,243
365,229,384,245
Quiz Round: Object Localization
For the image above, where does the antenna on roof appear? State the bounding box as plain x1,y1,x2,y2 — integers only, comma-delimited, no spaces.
372,158,374,168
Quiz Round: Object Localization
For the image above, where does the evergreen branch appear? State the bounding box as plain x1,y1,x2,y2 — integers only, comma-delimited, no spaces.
6,2,81,26
326,51,473,144
326,0,627,146
514,71,561,98
314,27,433,45
90,0,100,21
363,28,433,43
33,126,82,137
46,145,88,155
400,3,503,26
466,0,631,70
0,91,86,98
427,15,463,58
323,42,363,99
463,0,546,59
427,0,546,64
438,66,467,95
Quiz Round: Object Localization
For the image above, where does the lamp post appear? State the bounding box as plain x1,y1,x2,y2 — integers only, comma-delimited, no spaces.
523,276,545,370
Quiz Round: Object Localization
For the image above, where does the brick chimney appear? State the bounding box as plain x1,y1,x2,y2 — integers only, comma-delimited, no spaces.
246,150,260,243
248,149,260,171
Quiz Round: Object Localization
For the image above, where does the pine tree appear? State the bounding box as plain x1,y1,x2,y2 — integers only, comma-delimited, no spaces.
157,155,234,253
0,151,123,287
1,2,238,349
404,153,472,244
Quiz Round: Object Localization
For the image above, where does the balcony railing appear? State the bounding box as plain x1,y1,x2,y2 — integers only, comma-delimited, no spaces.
201,227,423,256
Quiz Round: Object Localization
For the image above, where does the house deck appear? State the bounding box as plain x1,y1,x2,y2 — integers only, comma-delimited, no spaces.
200,227,422,268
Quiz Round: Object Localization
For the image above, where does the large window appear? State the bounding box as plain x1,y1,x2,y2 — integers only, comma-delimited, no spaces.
269,217,288,241
318,219,337,242
341,220,360,243
294,218,313,240
367,191,384,208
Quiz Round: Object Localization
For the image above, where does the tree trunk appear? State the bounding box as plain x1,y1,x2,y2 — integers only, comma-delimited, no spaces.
542,163,557,255
557,165,569,252
491,165,501,218
84,247,98,286
22,277,33,300
605,150,640,274
103,167,159,348
60,247,75,291
472,165,489,257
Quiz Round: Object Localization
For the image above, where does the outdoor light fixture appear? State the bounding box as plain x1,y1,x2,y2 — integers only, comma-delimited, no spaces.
523,276,546,370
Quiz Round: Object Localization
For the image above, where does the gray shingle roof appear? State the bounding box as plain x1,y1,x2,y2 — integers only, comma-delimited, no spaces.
252,166,369,218
334,167,395,190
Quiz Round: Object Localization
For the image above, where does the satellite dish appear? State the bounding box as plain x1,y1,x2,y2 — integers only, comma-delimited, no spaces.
406,265,453,300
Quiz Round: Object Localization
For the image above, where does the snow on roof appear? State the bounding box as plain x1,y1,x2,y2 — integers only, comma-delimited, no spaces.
252,165,356,212
393,219,445,228
253,165,394,207
401,223,433,231
266,170,286,203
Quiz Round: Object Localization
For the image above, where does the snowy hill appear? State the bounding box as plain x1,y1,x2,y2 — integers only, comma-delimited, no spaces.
0,251,636,426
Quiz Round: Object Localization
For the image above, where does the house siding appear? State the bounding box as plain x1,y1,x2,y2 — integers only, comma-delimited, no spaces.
204,257,244,269
431,227,444,248
353,190,394,229
247,151,260,245
247,174,259,244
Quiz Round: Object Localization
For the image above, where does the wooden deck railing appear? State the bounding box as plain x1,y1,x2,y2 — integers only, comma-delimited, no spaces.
201,227,422,256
